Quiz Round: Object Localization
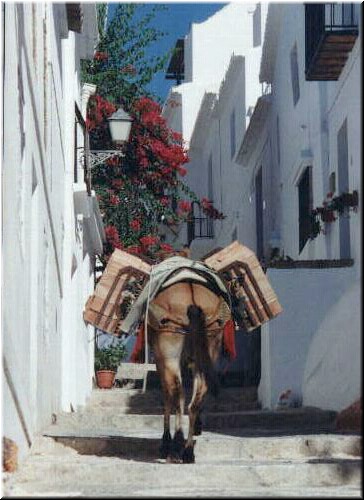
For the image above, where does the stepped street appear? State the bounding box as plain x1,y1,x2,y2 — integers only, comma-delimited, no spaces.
3,386,362,497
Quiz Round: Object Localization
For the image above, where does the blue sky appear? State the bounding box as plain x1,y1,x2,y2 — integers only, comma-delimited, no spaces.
108,3,226,101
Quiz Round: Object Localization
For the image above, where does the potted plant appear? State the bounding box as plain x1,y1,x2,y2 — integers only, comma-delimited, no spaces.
94,344,127,389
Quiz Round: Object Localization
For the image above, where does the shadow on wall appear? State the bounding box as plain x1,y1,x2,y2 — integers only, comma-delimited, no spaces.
303,277,361,411
260,266,360,410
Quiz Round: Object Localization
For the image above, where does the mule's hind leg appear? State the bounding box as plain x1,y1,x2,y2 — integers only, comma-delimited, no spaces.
159,407,172,459
159,362,185,462
153,331,185,461
183,373,208,463
169,370,186,462
194,412,203,436
161,364,186,463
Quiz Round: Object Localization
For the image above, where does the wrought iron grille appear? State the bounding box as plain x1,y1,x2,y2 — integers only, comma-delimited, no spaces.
187,201,214,244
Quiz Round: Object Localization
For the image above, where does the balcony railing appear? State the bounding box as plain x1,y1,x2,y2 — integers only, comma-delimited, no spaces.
305,3,359,81
187,202,214,244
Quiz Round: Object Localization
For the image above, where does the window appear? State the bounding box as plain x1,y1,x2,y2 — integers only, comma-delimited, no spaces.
253,4,262,47
230,109,236,158
337,119,351,258
290,43,300,106
298,167,312,253
255,167,264,259
208,153,213,201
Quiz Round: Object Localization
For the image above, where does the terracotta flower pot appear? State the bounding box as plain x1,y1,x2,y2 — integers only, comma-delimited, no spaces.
96,370,116,389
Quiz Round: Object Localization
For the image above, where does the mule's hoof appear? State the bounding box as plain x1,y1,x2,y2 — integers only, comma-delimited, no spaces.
182,446,195,464
159,445,169,459
166,452,183,464
193,417,203,436
159,430,172,459
159,440,171,459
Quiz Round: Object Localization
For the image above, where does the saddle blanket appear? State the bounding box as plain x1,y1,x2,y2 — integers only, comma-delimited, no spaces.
120,256,231,336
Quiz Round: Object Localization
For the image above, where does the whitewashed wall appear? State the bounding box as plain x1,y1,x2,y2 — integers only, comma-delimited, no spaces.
163,3,267,255
261,3,361,263
2,3,102,460
259,267,361,411
255,3,361,411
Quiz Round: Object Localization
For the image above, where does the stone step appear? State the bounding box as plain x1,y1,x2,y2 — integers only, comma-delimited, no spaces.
41,430,362,462
53,408,338,434
87,387,260,413
5,452,361,493
4,482,362,498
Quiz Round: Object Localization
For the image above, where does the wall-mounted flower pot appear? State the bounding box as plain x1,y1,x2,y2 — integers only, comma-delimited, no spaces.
341,190,358,207
321,210,336,223
96,370,116,389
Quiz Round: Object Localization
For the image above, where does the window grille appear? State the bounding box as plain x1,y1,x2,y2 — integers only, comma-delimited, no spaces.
290,43,300,106
298,167,312,253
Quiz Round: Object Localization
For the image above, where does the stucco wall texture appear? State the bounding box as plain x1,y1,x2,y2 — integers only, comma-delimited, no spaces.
259,267,361,411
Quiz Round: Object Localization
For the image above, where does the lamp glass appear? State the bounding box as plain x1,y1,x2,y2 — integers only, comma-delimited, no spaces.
108,108,133,144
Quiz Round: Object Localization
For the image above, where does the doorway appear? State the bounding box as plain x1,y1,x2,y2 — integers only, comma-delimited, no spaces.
337,119,351,259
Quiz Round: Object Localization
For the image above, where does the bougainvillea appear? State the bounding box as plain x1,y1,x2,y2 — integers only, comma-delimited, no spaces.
88,96,224,259
89,96,226,264
89,96,189,262
82,4,226,266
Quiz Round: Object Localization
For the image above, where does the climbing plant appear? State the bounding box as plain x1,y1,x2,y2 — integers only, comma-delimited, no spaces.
82,4,225,264
81,3,170,106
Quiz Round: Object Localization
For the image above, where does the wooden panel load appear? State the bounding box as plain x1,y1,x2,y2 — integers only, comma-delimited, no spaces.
83,249,151,335
84,242,282,336
204,241,283,332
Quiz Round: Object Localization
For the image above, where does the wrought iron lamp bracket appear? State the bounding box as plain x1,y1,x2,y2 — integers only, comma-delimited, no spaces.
78,149,126,169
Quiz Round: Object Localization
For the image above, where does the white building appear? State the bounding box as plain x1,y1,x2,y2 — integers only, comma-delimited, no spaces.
242,2,361,412
163,2,361,412
2,3,104,460
162,3,268,257
162,3,268,384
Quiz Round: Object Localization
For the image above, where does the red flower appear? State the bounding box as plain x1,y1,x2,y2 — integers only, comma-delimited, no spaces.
178,200,192,212
171,131,183,143
87,94,116,131
105,225,123,250
160,197,169,207
129,219,141,231
111,179,124,189
201,197,212,209
178,167,187,177
160,243,174,253
127,245,142,255
109,194,120,206
94,51,108,61
106,156,121,167
140,235,159,247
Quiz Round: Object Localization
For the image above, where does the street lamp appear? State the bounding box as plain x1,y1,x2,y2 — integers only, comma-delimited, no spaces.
84,107,133,169
108,108,133,145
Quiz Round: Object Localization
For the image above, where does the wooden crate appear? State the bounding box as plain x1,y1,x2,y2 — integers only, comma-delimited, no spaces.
84,242,282,335
204,241,282,332
83,249,151,335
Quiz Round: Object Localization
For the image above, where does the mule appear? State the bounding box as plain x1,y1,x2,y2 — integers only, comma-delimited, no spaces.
147,277,232,463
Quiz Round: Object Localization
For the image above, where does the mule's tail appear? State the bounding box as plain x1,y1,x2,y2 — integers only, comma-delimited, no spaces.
187,305,219,397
